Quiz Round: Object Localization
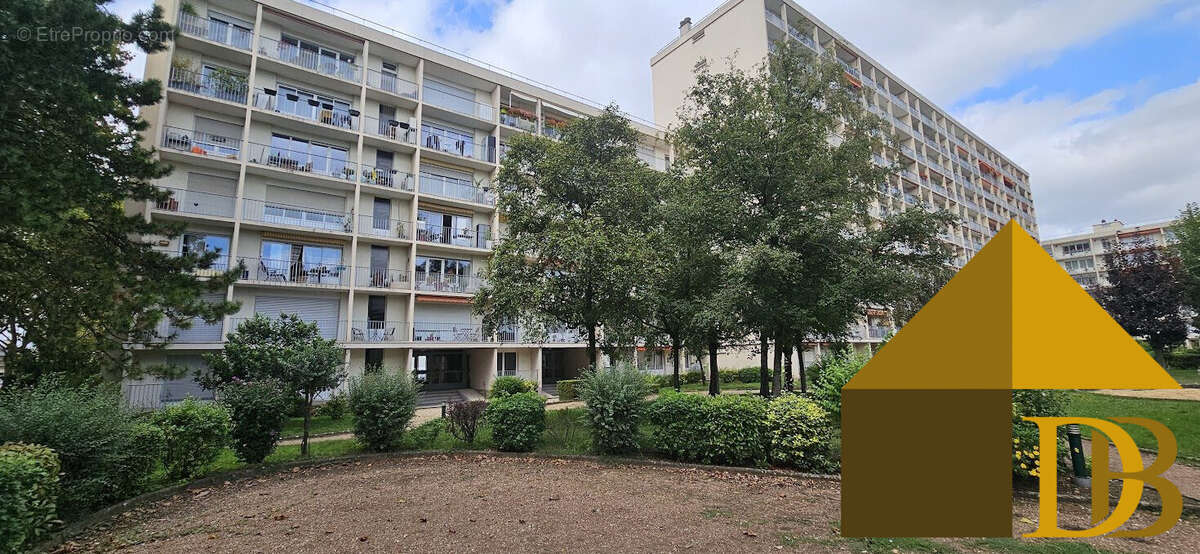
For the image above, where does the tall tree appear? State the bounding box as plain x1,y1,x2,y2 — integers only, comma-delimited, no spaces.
203,315,346,455
671,41,953,396
0,0,238,385
1174,203,1200,318
1097,237,1190,366
475,107,659,366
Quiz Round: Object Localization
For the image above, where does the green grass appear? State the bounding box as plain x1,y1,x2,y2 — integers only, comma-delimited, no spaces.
964,538,1118,553
1167,368,1200,386
281,414,356,439
1067,392,1200,461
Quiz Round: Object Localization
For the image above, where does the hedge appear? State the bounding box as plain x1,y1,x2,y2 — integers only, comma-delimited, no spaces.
556,379,581,401
0,443,60,552
647,392,770,467
485,392,546,452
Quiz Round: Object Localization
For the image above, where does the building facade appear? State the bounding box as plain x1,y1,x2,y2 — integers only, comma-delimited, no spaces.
1041,219,1179,290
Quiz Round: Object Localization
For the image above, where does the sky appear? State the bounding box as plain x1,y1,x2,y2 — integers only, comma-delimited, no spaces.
108,0,1200,238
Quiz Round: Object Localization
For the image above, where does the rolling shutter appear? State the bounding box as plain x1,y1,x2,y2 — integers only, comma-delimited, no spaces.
172,292,226,342
194,116,243,141
254,295,340,339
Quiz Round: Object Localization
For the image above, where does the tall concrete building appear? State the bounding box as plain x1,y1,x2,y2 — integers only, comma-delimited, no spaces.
651,0,1039,272
128,0,671,407
1041,219,1179,290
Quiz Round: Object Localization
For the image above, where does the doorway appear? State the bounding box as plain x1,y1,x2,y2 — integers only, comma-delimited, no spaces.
413,350,468,389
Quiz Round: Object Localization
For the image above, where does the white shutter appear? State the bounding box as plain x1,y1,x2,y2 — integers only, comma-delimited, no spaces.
265,185,345,212
173,292,226,342
186,172,237,196
194,116,243,141
161,354,215,403
254,295,340,339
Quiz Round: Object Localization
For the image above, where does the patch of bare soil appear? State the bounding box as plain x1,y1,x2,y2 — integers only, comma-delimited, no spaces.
59,455,1200,553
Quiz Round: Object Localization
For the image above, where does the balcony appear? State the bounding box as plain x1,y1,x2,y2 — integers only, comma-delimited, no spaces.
257,36,361,83
363,116,417,146
152,317,224,344
237,257,350,288
411,322,487,343
868,325,893,339
499,105,537,132
177,12,252,51
423,86,494,122
354,267,410,290
420,127,494,164
541,119,566,140
365,68,418,100
357,214,411,240
349,320,409,343
252,89,359,132
154,187,236,219
167,67,248,104
416,224,492,249
419,173,496,205
360,165,414,192
247,142,358,182
765,9,785,30
413,271,484,294
230,316,343,340
242,198,352,233
162,126,241,161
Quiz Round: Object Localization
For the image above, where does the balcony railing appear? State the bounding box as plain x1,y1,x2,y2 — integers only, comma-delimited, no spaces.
177,12,252,50
154,187,236,218
354,267,410,289
423,87,494,121
162,126,242,160
415,224,492,249
357,214,411,239
541,123,564,140
152,317,225,343
167,67,248,104
365,68,418,99
868,325,892,339
349,320,409,342
252,89,358,131
257,36,361,82
420,127,493,163
242,198,351,233
411,322,487,343
364,116,417,145
499,106,537,132
360,165,414,191
419,173,496,205
247,142,357,181
229,316,344,340
237,257,350,287
413,271,483,294
154,249,232,274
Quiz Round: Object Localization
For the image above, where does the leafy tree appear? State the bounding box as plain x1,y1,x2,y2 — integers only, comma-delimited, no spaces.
203,314,346,455
0,0,239,385
476,106,659,366
1174,203,1200,317
670,41,953,396
1096,237,1190,366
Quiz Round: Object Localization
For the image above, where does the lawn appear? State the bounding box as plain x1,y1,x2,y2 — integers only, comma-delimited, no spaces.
1066,392,1200,462
280,414,356,439
1168,368,1200,386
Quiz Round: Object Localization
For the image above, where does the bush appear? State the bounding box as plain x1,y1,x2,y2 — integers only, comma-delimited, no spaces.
0,443,61,552
0,378,164,518
1166,346,1200,369
808,353,868,423
647,392,769,467
767,395,837,472
1012,390,1069,480
485,392,546,452
577,365,650,454
682,371,704,384
219,379,292,464
316,391,348,420
718,370,740,384
489,376,534,398
556,379,581,401
643,374,669,390
348,372,420,452
149,399,230,481
445,400,488,444
737,366,761,383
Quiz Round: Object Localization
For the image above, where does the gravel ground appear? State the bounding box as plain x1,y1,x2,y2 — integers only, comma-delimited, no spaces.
58,455,1200,553
1091,389,1200,401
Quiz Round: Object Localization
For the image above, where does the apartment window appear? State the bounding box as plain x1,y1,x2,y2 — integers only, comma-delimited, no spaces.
1060,241,1090,255
181,232,230,269
414,255,472,291
274,84,352,127
280,35,355,74
421,120,475,157
259,241,344,284
365,349,384,373
496,352,517,377
207,12,253,49
269,133,349,175
422,78,477,115
417,208,473,247
1063,258,1095,272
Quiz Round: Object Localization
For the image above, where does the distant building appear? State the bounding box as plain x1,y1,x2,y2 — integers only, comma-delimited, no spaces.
1040,219,1178,290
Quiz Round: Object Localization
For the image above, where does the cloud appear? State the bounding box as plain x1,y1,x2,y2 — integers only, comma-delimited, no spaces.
958,80,1200,237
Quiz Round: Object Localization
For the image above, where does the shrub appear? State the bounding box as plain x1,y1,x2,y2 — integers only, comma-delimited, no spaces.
556,379,581,401
718,370,740,384
1166,346,1200,369
647,392,769,467
808,353,868,423
316,391,348,420
1012,390,1070,480
149,399,230,481
767,395,837,472
643,374,669,390
489,376,535,398
682,371,704,384
0,443,61,552
0,378,164,518
219,379,293,464
737,366,761,383
577,364,650,454
445,400,488,444
348,372,420,452
485,391,546,452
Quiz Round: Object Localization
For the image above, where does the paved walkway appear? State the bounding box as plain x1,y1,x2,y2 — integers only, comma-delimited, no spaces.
1080,439,1200,501
1091,388,1200,401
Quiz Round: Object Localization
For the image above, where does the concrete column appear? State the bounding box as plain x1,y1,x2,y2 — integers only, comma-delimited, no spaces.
533,347,543,391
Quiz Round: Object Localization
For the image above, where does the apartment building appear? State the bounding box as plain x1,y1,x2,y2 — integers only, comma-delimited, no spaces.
651,0,1039,275
1041,219,1179,290
128,0,671,408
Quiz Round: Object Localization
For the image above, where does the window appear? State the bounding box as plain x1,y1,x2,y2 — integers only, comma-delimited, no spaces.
182,232,231,269
207,12,252,48
274,84,353,128
414,255,472,291
417,208,474,247
1060,241,1090,255
365,349,384,373
496,352,517,376
421,120,475,158
280,35,355,77
1063,258,1095,272
258,241,343,283
268,133,349,176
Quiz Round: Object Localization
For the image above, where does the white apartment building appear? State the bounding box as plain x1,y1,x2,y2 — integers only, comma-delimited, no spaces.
128,0,671,407
1041,219,1179,290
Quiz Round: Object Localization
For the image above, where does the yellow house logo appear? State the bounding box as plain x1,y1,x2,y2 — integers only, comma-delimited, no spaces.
840,222,1181,538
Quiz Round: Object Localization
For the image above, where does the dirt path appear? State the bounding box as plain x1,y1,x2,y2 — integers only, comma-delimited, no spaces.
1081,439,1200,501
63,454,1200,553
1091,388,1200,401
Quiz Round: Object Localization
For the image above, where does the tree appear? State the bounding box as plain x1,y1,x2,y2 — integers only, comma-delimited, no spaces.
475,107,659,366
670,41,953,396
0,0,239,385
203,315,346,455
1174,203,1200,318
1096,237,1190,366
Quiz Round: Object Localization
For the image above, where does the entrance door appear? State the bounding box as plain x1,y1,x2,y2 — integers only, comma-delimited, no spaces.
541,350,565,383
413,350,467,389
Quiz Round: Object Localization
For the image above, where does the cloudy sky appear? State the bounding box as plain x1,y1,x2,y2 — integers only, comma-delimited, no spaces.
110,0,1200,238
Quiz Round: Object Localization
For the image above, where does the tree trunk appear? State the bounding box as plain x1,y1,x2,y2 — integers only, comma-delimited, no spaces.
671,336,682,392
783,341,794,393
794,344,804,394
587,325,598,369
800,345,808,394
301,391,313,456
1154,347,1168,369
772,338,783,396
759,331,770,397
708,338,720,396
699,356,706,384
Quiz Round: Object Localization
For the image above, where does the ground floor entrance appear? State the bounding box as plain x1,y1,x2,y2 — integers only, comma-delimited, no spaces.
413,350,469,390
